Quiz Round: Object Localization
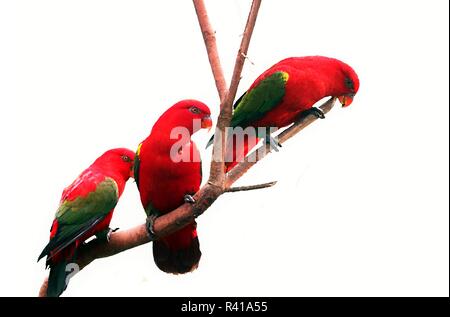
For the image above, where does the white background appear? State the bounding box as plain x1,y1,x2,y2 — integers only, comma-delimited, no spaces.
0,0,448,296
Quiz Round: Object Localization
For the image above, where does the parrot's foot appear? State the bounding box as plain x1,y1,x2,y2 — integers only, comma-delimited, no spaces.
145,214,158,241
298,107,325,121
184,194,196,204
265,134,282,152
96,227,119,242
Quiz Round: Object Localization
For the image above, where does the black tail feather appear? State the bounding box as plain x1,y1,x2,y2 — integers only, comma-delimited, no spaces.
47,260,69,297
153,236,201,274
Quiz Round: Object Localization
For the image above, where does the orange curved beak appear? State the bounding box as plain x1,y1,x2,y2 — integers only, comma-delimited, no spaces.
339,95,354,107
201,115,213,131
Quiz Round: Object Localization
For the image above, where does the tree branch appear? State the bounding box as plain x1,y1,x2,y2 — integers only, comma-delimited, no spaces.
193,0,227,101
225,181,277,193
39,1,340,297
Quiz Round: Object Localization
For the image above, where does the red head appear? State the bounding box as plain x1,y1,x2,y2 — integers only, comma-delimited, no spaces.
335,60,360,107
153,99,212,135
92,148,135,180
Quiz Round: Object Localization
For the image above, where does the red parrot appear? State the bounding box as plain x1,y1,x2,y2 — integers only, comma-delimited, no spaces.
134,99,212,274
207,56,360,171
38,148,135,297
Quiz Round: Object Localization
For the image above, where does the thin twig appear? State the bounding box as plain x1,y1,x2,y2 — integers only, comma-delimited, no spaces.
225,181,277,193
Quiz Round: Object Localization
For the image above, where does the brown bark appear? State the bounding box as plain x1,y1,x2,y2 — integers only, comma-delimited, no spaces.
225,181,277,193
193,0,227,101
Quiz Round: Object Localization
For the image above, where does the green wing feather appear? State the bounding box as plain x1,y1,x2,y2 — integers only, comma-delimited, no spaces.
39,178,119,261
206,71,288,148
56,178,118,224
230,71,289,128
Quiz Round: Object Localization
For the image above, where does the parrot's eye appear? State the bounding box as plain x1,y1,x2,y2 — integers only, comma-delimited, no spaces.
121,155,131,162
190,106,201,114
344,77,354,91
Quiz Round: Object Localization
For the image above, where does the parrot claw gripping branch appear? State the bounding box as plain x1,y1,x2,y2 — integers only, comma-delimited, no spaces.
39,0,355,296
